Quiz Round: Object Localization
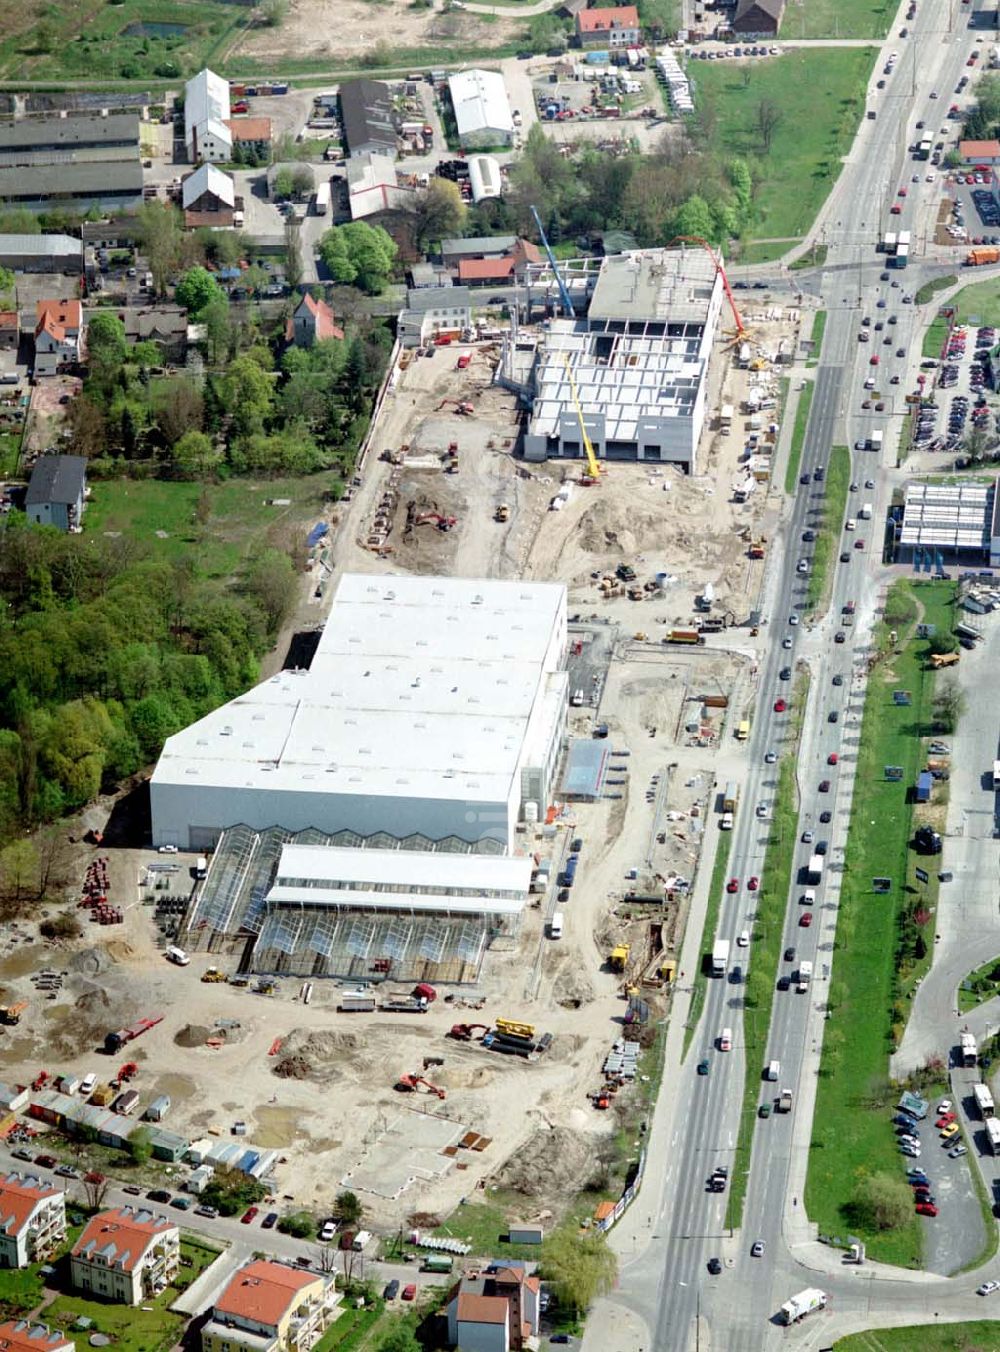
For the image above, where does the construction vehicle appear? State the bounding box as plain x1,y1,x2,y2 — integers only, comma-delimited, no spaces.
0,1001,27,1025
31,1070,49,1092
664,629,705,646
116,1062,139,1085
529,204,575,319
456,354,471,369
561,354,602,485
747,536,766,559
449,1023,489,1041
104,1014,163,1055
931,651,960,668
395,1073,446,1099
966,246,1000,266
616,563,637,582
494,503,510,523
414,511,456,531
496,1018,534,1040
201,967,228,983
609,945,630,973
435,398,474,415
381,993,431,1013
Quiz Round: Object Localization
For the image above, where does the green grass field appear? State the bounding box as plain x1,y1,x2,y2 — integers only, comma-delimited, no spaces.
784,382,815,494
726,705,804,1231
923,315,950,360
836,1322,1000,1350
951,276,1000,327
693,49,872,246
805,580,958,1266
915,275,958,306
958,954,1000,1013
808,311,828,366
790,244,830,271
805,444,850,612
0,1263,44,1314
0,0,246,82
778,0,892,38
85,475,331,581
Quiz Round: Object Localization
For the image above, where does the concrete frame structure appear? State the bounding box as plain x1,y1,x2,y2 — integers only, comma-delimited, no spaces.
0,1174,65,1269
152,574,568,852
521,247,724,470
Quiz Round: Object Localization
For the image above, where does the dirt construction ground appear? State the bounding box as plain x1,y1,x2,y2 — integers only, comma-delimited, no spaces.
1,316,796,1235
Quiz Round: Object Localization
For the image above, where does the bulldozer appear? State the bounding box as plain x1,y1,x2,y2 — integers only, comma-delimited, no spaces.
201,967,228,984
494,503,510,523
0,1001,27,1025
609,945,630,974
495,1018,534,1040
395,1073,447,1099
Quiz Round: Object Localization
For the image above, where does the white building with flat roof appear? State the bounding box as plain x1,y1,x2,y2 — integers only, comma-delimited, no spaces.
448,70,514,149
151,574,568,852
898,479,995,563
521,246,724,470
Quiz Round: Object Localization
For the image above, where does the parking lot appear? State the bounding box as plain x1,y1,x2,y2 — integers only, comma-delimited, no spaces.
912,317,999,458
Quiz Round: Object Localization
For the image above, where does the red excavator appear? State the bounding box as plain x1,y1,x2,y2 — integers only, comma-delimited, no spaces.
413,512,456,531
395,1074,447,1099
449,1023,489,1042
435,398,474,415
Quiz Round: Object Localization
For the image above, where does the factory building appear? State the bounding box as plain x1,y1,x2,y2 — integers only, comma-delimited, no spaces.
518,246,724,471
339,80,397,160
447,70,514,149
895,479,999,566
0,113,142,212
152,574,568,853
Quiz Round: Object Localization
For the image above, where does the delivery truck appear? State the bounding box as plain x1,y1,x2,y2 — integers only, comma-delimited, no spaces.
712,938,730,977
779,1289,827,1325
796,960,812,993
805,854,824,885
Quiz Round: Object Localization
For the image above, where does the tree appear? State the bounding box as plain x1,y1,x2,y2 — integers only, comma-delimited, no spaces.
0,265,14,308
755,98,783,154
291,165,315,199
672,194,718,242
240,549,298,637
260,0,288,24
202,294,234,365
176,266,224,318
932,676,967,732
334,1190,363,1226
376,1328,421,1352
927,630,959,656
277,1210,316,1238
129,1126,153,1165
136,201,183,295
66,394,108,459
284,219,304,291
83,1171,111,1210
318,223,396,294
155,379,204,445
221,355,274,442
273,167,294,200
540,1231,617,1316
846,1172,912,1231
410,178,466,250
172,430,222,480
87,312,128,387
962,421,996,462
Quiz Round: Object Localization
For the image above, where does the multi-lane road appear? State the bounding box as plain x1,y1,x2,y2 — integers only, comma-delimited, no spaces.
587,2,1000,1347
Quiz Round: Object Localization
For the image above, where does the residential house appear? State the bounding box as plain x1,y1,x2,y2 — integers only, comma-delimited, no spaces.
0,311,17,351
201,1258,340,1352
0,1321,73,1352
397,285,473,348
575,5,641,47
445,1264,541,1352
182,164,237,229
33,299,83,376
25,455,87,533
960,139,1000,165
226,117,273,162
70,1207,179,1305
730,0,785,37
185,68,232,164
287,294,344,348
119,306,189,363
0,1173,66,1269
456,238,541,288
440,236,517,265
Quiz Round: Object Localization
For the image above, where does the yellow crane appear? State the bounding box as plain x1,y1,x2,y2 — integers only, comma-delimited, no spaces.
561,355,602,484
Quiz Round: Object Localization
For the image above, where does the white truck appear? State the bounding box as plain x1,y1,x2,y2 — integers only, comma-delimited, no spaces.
806,854,824,885
859,501,873,520
712,938,731,977
779,1288,827,1325
315,180,331,216
796,960,812,993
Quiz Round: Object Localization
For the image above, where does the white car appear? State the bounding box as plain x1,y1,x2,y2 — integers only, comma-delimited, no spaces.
158,844,178,854
319,1221,337,1242
79,1073,97,1096
737,930,750,947
789,614,799,626
978,1281,1000,1297
937,1099,952,1114
720,1027,733,1051
782,636,793,649
764,751,777,764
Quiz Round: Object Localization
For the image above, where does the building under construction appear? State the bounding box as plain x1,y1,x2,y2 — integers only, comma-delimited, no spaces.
502,246,725,472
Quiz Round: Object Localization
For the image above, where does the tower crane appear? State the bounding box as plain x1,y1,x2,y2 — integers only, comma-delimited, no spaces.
561,354,602,484
667,235,746,339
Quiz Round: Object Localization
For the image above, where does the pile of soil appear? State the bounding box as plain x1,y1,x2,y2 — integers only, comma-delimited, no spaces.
175,1024,211,1048
270,1027,363,1082
273,1055,311,1080
70,948,111,976
496,1127,601,1210
551,967,595,1010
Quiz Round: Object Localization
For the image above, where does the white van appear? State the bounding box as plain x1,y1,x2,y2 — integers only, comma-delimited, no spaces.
720,1027,732,1051
801,889,816,906
79,1073,97,1096
766,1059,780,1081
549,911,564,939
845,517,856,531
165,945,190,966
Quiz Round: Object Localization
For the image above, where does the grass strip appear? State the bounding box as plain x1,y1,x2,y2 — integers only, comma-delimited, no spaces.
915,275,957,306
807,310,828,368
783,382,815,495
922,315,950,360
834,1321,1000,1350
790,244,829,271
805,444,850,613
725,679,807,1231
683,825,733,1059
958,954,1000,1013
805,579,958,1266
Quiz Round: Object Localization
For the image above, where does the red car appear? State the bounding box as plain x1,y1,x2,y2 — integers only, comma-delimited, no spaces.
241,1206,259,1224
854,539,865,550
727,878,740,893
870,354,880,365
898,186,907,197
774,698,787,713
799,912,813,927
748,876,759,891
828,753,839,765
402,1284,417,1301
916,1201,939,1216
935,1113,957,1128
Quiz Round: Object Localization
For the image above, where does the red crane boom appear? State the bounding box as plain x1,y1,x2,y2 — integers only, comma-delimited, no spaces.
668,236,745,337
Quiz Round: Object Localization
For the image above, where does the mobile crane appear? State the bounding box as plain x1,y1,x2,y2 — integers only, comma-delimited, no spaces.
561,354,602,484
667,235,746,340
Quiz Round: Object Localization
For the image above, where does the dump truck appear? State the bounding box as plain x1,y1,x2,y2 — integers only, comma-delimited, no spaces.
494,503,510,522
609,945,630,973
664,629,705,646
968,246,1000,266
778,1289,827,1325
201,967,228,983
777,1088,793,1112
931,651,960,669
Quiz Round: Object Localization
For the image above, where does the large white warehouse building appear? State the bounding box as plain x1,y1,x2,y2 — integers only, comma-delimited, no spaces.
448,69,514,149
151,574,568,853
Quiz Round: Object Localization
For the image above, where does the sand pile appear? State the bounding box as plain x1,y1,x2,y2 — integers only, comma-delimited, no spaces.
576,498,675,558
496,1126,601,1208
175,1024,212,1048
551,968,595,1010
271,1027,363,1082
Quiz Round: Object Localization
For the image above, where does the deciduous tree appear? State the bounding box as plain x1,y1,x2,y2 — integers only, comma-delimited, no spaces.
540,1231,617,1315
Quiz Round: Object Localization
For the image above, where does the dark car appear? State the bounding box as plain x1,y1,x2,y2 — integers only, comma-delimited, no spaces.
262,1212,279,1229
34,1154,57,1169
557,888,570,904
171,1196,193,1210
784,946,796,962
708,1257,723,1274
803,529,816,542
819,779,831,792
697,1059,710,1076
147,1189,172,1203
816,840,829,855
828,710,839,723
777,975,791,991
820,810,832,823
384,1280,401,1301
122,1184,142,1196
571,837,583,853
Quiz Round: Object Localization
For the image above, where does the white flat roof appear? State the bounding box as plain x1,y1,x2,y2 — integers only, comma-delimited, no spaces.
589,247,720,326
153,573,566,805
900,480,993,550
448,69,514,138
275,842,532,891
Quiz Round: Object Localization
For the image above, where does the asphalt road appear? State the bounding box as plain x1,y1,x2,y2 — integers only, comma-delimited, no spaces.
592,2,1000,1346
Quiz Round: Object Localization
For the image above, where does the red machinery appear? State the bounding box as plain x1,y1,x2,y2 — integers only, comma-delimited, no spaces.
449,1023,489,1042
395,1074,447,1099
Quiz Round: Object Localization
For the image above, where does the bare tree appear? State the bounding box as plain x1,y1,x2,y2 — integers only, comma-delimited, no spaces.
755,98,783,154
82,1170,110,1210
316,1243,337,1274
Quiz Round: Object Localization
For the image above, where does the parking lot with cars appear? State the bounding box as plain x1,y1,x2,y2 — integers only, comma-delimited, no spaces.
913,319,1000,459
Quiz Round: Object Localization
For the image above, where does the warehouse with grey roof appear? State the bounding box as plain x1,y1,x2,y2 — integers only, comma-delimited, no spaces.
0,111,141,211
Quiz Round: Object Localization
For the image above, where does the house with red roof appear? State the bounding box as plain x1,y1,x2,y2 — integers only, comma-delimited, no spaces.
287,293,345,348
0,1320,73,1352
0,1172,65,1269
201,1258,340,1352
575,5,640,47
34,299,83,377
0,310,18,352
456,238,541,288
70,1207,179,1305
445,1263,541,1352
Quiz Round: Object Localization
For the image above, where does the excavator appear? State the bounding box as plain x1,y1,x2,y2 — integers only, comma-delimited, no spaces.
449,1023,489,1042
414,512,456,531
0,1001,27,1025
395,1073,447,1099
436,398,474,415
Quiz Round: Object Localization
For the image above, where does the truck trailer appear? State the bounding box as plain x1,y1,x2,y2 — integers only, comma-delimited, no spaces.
712,938,731,977
806,854,824,885
338,990,376,1013
104,1014,163,1054
779,1289,827,1325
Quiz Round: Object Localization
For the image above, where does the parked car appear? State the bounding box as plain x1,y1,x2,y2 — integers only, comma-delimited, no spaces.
262,1212,279,1229
241,1206,259,1224
384,1280,401,1301
402,1285,417,1301
194,1205,218,1218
